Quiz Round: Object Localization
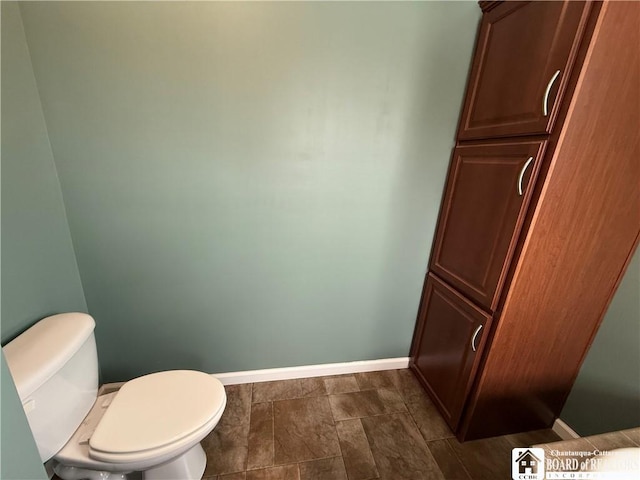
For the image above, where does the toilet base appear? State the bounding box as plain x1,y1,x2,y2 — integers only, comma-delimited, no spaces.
53,462,130,480
142,443,206,480
53,443,207,480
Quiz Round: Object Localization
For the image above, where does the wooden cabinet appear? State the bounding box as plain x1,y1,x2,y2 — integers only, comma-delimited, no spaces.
430,140,545,310
458,1,592,140
411,1,640,441
411,275,492,429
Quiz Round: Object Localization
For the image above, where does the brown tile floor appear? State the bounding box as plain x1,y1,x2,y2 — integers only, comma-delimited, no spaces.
201,369,561,480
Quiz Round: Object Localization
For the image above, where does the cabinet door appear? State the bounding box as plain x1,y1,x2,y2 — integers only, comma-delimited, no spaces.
410,274,492,430
430,140,545,310
458,1,592,140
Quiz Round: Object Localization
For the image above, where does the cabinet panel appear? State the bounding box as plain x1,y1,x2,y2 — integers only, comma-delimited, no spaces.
459,1,640,440
458,1,591,140
410,274,492,429
430,140,545,310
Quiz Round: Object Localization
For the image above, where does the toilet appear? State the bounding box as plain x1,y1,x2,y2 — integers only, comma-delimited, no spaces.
2,312,227,480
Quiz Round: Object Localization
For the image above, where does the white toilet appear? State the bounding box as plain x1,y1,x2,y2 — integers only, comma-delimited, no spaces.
2,312,227,480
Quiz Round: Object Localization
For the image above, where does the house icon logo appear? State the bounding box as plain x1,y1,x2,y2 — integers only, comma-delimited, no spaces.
512,448,545,480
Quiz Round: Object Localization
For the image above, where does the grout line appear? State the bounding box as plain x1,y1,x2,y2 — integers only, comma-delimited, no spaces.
243,384,252,472
271,454,345,469
334,418,347,478
620,430,640,447
243,461,305,475
426,432,457,442
356,416,382,480
336,456,348,479
441,437,474,480
270,401,275,468
422,441,452,480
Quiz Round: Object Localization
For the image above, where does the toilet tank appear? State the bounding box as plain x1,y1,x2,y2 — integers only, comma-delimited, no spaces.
3,313,99,462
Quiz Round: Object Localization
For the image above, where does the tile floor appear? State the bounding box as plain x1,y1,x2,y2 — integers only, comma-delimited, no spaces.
200,369,561,480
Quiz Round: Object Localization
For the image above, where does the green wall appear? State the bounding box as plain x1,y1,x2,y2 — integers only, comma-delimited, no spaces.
19,1,480,382
1,353,47,480
1,1,86,344
1,3,76,477
561,249,640,435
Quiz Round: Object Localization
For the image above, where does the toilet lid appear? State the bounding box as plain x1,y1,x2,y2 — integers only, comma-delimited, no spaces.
89,370,225,455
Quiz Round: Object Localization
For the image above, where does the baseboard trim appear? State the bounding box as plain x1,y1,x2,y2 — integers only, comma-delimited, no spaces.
553,418,580,440
211,357,410,385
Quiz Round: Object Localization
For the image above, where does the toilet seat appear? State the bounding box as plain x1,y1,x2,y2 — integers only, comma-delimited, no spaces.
89,370,226,463
54,370,226,472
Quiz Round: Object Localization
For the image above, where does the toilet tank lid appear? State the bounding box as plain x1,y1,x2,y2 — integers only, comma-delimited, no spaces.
2,313,96,400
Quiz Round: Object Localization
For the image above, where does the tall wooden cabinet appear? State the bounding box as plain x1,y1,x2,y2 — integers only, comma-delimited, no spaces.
410,0,640,441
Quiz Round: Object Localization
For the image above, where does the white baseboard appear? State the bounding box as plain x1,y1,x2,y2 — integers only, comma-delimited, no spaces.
211,357,410,385
553,418,580,440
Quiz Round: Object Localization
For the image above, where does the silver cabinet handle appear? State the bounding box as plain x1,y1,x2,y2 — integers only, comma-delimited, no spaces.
543,70,561,116
471,325,483,352
518,157,534,196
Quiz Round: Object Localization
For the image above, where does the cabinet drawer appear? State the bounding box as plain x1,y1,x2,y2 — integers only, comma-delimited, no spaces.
430,140,545,310
458,1,592,140
410,274,492,430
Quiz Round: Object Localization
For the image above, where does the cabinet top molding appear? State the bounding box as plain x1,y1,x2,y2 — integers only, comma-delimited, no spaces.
478,1,502,13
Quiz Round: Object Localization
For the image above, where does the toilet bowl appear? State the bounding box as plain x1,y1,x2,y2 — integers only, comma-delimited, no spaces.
54,371,226,480
2,313,226,480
